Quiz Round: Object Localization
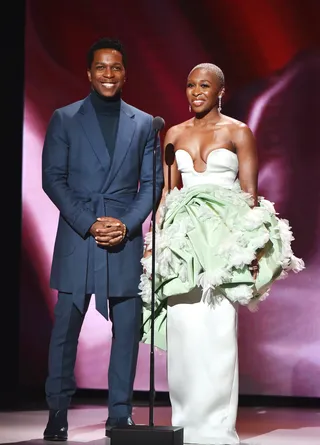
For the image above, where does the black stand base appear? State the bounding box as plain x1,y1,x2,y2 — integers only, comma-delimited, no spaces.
110,425,184,445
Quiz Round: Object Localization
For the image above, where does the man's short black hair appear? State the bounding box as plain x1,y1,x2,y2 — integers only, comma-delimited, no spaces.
86,37,127,69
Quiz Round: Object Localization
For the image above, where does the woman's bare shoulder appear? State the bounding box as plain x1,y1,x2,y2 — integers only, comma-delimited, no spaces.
165,118,193,142
221,115,254,141
222,114,251,132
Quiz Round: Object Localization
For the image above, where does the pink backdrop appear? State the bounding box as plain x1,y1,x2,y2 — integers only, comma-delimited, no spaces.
20,0,320,397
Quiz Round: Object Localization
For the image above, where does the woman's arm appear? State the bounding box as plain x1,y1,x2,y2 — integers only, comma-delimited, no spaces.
233,123,259,207
233,123,259,278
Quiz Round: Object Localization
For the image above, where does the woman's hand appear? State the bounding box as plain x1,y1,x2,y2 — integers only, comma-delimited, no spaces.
142,246,152,275
143,248,152,259
249,258,259,280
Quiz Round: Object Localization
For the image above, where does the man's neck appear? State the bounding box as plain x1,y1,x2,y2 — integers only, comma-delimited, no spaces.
90,88,121,103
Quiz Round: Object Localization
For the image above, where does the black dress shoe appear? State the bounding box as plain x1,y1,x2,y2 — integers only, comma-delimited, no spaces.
105,416,135,437
43,409,68,441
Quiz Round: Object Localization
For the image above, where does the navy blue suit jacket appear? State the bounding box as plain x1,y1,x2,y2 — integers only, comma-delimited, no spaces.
42,96,164,319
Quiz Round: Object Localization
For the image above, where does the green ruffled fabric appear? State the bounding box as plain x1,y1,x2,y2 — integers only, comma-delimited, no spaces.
139,182,304,350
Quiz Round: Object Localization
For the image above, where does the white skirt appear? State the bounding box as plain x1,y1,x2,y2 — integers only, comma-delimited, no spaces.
167,288,240,444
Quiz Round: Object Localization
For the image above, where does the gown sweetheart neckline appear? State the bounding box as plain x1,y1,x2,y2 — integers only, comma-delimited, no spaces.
175,148,238,174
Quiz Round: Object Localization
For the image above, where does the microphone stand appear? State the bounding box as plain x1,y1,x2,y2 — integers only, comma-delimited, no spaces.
149,125,159,427
110,117,183,445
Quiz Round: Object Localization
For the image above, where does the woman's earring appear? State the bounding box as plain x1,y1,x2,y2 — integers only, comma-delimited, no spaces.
218,96,222,112
189,105,192,113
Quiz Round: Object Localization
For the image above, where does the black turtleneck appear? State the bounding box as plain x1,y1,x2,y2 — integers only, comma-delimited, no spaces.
90,89,121,162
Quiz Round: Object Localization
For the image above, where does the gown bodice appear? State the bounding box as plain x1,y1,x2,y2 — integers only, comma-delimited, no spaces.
175,148,238,188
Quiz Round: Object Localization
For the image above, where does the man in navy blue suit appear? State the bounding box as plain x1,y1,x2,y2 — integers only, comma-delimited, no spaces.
42,37,164,440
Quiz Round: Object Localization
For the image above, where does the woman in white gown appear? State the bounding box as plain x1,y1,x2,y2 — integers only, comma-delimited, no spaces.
140,63,304,444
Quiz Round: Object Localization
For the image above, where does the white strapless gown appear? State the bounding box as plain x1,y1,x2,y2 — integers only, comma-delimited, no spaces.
167,149,240,444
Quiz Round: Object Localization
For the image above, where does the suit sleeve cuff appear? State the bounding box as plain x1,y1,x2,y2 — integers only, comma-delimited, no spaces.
121,216,137,239
74,209,97,238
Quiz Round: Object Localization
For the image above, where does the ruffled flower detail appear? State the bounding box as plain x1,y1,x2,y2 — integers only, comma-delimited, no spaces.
139,181,305,312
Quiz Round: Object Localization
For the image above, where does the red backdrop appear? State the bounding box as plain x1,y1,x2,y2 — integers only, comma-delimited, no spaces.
20,0,320,396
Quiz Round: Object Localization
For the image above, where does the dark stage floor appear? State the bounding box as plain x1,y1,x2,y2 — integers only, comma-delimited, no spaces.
1,397,320,444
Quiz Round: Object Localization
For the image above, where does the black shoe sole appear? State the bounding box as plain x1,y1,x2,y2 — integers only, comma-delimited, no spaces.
105,428,113,438
43,435,68,441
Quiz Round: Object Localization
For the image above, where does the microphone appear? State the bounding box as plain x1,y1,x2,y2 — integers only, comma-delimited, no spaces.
165,143,175,193
165,143,175,166
152,116,165,131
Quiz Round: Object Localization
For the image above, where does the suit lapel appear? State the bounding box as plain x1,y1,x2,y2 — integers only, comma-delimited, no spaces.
105,100,136,188
76,96,111,173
